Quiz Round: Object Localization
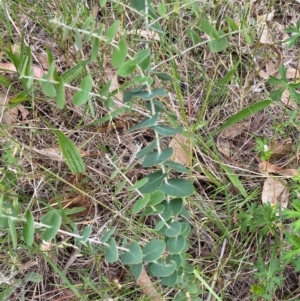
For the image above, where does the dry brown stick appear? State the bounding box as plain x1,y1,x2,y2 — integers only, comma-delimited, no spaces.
137,266,164,301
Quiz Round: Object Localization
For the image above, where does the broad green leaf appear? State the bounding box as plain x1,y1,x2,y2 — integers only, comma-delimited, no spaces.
100,227,116,243
148,190,165,206
129,0,146,11
121,241,143,264
54,130,86,173
132,195,150,214
150,260,176,277
145,99,177,119
177,273,189,288
56,77,65,109
160,179,194,197
225,16,239,31
186,29,201,45
130,263,143,280
161,271,178,287
136,139,157,159
100,0,107,7
106,20,120,43
153,72,174,81
112,39,128,68
142,148,173,167
90,36,100,61
138,171,166,194
117,60,137,77
73,74,93,106
143,239,166,262
162,198,183,215
167,253,185,267
77,226,92,244
180,222,191,237
105,237,119,263
166,236,186,254
138,55,151,70
101,80,112,96
213,100,271,135
163,161,189,173
23,210,34,247
0,202,17,228
129,178,149,191
128,113,159,132
41,210,61,241
143,204,165,215
157,3,166,16
208,31,228,53
123,88,167,102
74,29,82,50
133,49,150,64
199,19,219,38
8,218,17,249
24,272,43,283
174,291,187,301
152,125,183,136
41,82,56,97
61,59,89,83
165,221,181,237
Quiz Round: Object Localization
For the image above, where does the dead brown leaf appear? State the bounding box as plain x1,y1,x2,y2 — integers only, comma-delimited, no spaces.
261,177,289,209
270,138,293,156
258,160,298,176
36,52,49,70
128,29,160,41
0,92,29,125
104,69,123,108
169,133,190,166
281,89,297,109
0,62,45,78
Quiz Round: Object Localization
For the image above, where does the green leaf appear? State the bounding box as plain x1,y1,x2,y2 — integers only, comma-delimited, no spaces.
123,88,167,102
56,77,65,109
105,237,119,263
130,263,143,280
117,60,137,77
208,31,228,53
74,29,82,50
100,227,116,243
106,20,120,43
150,260,176,277
143,240,166,262
61,59,89,84
130,0,146,11
128,113,159,132
24,272,43,283
8,218,17,249
121,242,143,264
160,179,194,197
213,100,271,135
162,198,183,215
73,74,93,106
54,130,86,173
133,49,150,64
165,221,181,237
91,36,100,61
199,19,219,38
129,178,149,191
143,204,165,215
138,171,166,194
75,226,92,244
132,195,150,214
225,16,239,31
138,55,151,70
142,148,173,167
136,139,157,160
41,210,61,241
166,236,186,254
186,29,201,45
163,161,189,173
148,190,165,206
180,222,191,237
157,3,166,16
112,39,128,68
41,81,56,97
153,72,174,81
174,291,187,301
152,125,183,136
23,210,34,247
100,0,107,7
161,271,178,286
